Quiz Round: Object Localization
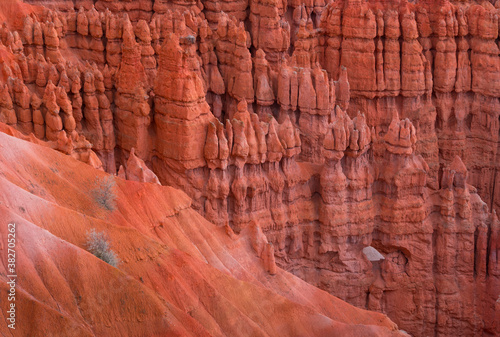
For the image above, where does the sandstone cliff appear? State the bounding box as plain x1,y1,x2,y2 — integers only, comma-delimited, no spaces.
0,0,499,335
0,123,403,336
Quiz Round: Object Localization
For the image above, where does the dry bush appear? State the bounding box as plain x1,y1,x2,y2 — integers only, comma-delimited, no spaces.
85,229,120,267
92,176,116,211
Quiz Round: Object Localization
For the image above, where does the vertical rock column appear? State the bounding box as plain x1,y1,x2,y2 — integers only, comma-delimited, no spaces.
318,108,374,307
43,82,64,141
44,22,63,64
54,85,76,139
105,11,123,73
249,0,290,64
0,84,16,126
436,156,484,336
153,32,215,174
433,4,459,164
383,9,400,96
203,119,230,226
372,116,434,335
320,3,342,80
253,49,275,117
68,65,83,132
199,21,225,120
401,8,439,189
295,62,332,163
466,4,500,212
204,0,249,26
135,20,157,90
81,68,104,157
31,93,44,139
94,67,115,173
115,16,150,162
214,15,254,117
340,0,377,98
11,78,33,134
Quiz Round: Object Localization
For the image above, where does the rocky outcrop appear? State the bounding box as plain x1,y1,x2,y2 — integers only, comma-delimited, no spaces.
118,147,161,184
213,13,254,117
249,0,290,63
0,124,405,336
153,32,214,170
115,15,149,164
0,1,499,336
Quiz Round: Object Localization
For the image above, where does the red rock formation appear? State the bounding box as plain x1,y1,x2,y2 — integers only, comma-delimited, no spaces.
0,1,498,336
135,19,156,89
104,10,123,71
96,0,153,22
0,83,16,125
152,30,215,175
119,147,161,184
249,0,290,63
115,15,150,164
0,124,405,336
81,66,104,157
214,13,254,117
340,0,377,97
206,0,248,27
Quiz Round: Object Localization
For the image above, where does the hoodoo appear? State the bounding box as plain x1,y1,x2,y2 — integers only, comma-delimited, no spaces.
0,0,499,336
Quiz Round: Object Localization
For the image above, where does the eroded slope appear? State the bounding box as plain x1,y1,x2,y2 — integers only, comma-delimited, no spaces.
0,125,403,336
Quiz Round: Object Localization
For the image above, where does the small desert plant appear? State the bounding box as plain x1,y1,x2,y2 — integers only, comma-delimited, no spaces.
85,229,120,267
92,176,116,211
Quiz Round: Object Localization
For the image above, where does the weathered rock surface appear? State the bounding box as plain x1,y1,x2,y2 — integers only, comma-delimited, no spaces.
0,0,499,335
0,125,404,336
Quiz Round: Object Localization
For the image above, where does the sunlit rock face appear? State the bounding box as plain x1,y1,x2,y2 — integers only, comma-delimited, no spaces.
1,0,500,335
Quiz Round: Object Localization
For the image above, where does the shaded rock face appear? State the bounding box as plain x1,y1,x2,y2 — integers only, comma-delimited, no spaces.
1,0,500,336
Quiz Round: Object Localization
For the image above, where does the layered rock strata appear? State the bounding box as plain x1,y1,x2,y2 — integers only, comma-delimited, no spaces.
0,0,499,335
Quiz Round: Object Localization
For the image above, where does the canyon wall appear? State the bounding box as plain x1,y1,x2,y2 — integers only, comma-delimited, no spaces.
0,0,499,335
0,123,406,336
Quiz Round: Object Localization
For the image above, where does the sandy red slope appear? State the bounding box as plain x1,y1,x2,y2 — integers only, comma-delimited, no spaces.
0,0,43,31
0,123,404,336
